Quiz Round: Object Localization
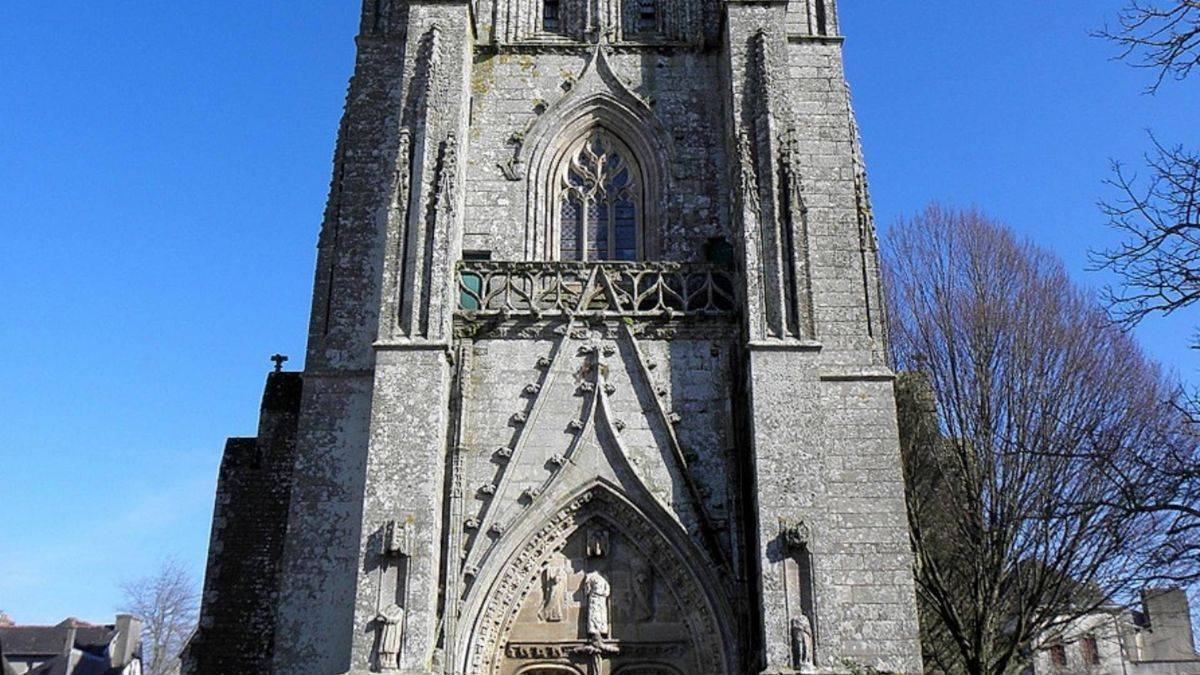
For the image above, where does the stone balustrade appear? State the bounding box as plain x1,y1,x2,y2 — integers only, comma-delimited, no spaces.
456,260,738,319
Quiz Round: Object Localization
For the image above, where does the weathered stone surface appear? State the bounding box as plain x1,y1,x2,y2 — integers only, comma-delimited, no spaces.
188,0,923,672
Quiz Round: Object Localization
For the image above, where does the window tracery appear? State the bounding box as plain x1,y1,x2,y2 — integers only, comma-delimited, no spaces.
557,131,641,261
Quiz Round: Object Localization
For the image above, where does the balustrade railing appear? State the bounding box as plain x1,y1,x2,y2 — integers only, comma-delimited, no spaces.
456,261,737,318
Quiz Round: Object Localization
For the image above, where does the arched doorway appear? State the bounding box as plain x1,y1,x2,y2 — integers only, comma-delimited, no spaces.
461,485,734,675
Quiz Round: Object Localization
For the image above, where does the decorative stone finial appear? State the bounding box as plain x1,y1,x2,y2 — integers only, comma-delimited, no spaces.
270,353,288,373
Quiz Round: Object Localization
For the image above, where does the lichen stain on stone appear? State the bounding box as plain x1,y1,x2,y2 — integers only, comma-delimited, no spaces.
471,54,495,95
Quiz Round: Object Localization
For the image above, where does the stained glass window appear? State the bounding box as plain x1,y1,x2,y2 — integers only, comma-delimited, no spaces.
557,131,641,261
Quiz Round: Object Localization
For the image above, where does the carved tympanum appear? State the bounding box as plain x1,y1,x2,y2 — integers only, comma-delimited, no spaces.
463,486,732,675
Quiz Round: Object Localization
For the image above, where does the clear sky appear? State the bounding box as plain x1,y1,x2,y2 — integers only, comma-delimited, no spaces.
0,2,1195,624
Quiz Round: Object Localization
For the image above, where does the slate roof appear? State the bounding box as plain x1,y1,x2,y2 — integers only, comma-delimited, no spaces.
24,651,121,675
0,621,116,656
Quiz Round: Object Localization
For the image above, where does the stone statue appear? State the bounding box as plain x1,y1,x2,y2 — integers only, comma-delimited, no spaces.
538,555,569,622
583,571,611,642
791,613,814,669
376,603,405,671
631,558,654,621
587,527,609,558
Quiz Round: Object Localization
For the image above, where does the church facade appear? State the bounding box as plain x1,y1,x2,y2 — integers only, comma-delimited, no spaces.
185,0,922,673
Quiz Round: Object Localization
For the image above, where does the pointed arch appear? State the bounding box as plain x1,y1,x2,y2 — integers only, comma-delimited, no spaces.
555,130,644,261
457,480,735,674
521,46,675,261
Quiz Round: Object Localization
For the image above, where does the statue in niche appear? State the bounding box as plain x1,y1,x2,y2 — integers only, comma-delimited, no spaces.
583,571,612,643
375,603,405,671
630,558,654,621
538,554,570,622
791,613,814,669
780,517,817,670
587,526,609,558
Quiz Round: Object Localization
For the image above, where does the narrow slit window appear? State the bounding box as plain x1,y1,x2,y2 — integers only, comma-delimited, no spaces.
543,0,561,33
814,0,828,36
636,0,657,34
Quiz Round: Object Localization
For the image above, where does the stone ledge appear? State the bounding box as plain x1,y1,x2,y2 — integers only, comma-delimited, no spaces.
819,367,894,382
374,339,454,353
747,339,823,352
787,34,846,44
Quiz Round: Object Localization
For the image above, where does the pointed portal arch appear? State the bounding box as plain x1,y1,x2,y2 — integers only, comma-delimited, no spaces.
459,481,735,675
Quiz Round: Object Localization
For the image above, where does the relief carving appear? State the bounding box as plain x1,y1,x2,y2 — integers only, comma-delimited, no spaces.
586,526,610,557
538,554,571,622
631,558,655,622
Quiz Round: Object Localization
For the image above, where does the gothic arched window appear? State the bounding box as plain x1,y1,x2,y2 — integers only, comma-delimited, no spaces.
557,131,642,261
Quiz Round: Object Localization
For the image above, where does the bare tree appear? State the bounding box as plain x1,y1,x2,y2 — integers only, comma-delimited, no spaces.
1092,137,1200,344
888,205,1188,675
120,557,199,675
1095,1,1200,92
1094,3,1200,415
1092,1,1200,589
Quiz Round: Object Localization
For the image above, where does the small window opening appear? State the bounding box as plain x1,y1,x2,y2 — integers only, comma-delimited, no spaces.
636,0,657,34
543,0,561,33
814,0,828,36
1048,644,1067,666
1082,636,1100,665
459,250,492,311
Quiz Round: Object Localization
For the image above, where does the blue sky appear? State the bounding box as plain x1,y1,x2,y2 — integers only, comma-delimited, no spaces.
0,2,1194,624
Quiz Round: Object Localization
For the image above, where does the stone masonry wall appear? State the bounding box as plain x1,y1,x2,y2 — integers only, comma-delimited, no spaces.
458,332,741,561
186,372,302,675
463,50,731,261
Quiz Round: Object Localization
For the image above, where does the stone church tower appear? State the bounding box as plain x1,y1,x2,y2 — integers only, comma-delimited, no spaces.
185,0,921,673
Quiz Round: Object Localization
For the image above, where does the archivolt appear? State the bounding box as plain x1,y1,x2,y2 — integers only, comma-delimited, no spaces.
457,480,735,675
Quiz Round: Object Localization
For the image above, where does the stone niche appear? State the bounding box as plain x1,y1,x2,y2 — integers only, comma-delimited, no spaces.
498,523,700,675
